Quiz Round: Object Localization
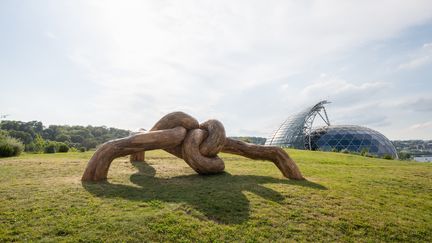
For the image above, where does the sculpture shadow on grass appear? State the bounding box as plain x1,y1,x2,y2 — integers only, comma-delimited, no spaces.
83,161,326,224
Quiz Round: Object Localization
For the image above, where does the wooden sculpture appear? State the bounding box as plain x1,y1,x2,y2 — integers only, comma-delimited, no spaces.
82,112,304,181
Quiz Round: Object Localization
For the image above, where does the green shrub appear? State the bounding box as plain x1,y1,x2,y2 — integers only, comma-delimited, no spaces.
341,149,349,154
398,152,411,160
79,147,86,152
349,151,360,156
0,141,14,157
365,153,376,158
58,143,69,153
382,154,393,160
0,136,24,157
360,148,369,156
25,142,36,152
44,142,57,153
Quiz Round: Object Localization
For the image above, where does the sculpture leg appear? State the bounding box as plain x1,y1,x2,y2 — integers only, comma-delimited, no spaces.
82,127,187,181
222,138,304,180
130,152,145,162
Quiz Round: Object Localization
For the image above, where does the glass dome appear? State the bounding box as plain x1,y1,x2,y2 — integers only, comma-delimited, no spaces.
307,125,398,158
265,101,331,148
265,101,398,159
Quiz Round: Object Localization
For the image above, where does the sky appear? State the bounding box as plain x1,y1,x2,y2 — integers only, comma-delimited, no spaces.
1,0,432,140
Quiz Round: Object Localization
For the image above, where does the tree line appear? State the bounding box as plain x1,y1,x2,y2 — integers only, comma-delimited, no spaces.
0,120,130,154
229,136,266,145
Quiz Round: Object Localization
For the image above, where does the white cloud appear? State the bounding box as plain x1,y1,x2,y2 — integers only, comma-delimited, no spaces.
399,56,431,70
71,0,432,133
10,0,432,137
410,121,432,130
44,31,58,39
396,97,432,112
399,42,432,69
301,78,389,99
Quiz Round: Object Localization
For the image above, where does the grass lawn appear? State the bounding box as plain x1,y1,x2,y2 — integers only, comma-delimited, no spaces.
0,149,431,242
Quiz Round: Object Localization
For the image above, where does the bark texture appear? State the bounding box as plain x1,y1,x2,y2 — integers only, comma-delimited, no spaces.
82,112,304,181
82,127,186,181
222,138,304,180
130,151,145,162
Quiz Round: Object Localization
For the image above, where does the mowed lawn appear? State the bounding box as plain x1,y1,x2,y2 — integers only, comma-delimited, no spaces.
0,149,431,242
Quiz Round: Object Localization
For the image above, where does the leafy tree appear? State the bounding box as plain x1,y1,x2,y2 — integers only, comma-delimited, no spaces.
82,138,98,150
28,121,43,133
43,127,59,140
70,135,84,143
0,129,9,138
33,134,46,153
56,134,71,143
0,120,130,151
7,130,33,144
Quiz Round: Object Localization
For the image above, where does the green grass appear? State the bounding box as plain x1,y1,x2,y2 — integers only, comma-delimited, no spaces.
1,149,431,242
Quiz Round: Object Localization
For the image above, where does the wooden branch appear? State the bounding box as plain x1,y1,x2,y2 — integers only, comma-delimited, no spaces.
130,151,145,162
199,119,226,157
150,111,200,160
222,138,304,180
81,127,186,181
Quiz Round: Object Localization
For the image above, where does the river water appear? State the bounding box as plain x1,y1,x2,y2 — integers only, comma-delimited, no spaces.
413,156,432,162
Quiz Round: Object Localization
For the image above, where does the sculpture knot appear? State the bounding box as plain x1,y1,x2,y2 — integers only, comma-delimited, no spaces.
150,112,226,174
82,111,304,181
182,119,226,174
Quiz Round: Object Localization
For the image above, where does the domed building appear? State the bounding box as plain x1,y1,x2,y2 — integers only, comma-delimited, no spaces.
306,125,398,157
265,100,398,159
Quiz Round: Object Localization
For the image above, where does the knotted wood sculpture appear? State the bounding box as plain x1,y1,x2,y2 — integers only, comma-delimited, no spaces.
82,112,304,181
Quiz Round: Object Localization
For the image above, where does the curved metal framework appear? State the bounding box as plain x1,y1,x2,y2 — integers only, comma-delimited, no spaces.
265,100,398,159
265,100,331,148
307,125,398,159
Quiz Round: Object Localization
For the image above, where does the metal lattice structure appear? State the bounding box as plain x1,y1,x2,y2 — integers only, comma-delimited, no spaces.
265,101,398,159
265,101,331,148
307,125,398,158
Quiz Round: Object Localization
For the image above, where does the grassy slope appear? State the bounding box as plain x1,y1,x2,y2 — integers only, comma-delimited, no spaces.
0,150,431,242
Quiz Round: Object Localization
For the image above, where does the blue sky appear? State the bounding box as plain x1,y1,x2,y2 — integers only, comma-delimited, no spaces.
1,0,432,139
